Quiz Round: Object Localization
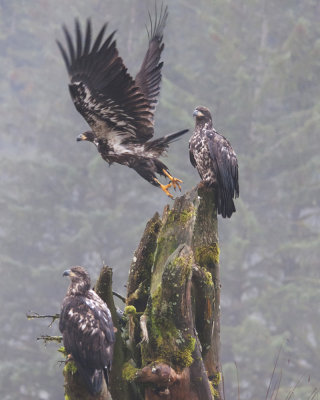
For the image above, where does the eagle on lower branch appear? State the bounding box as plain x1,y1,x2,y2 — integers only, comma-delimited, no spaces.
57,6,188,198
59,266,115,395
189,106,239,218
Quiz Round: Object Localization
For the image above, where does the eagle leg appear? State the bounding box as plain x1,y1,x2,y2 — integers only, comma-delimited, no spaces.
153,178,174,199
162,169,183,191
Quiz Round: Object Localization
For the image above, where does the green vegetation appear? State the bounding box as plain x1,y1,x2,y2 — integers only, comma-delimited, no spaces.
122,363,140,382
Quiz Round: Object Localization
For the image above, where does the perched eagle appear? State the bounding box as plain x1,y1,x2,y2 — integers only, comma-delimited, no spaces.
189,106,239,218
57,6,188,198
59,266,115,395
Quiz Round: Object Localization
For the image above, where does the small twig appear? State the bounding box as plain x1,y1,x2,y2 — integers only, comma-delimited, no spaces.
308,388,319,400
265,345,282,400
37,335,63,344
26,312,60,327
112,291,126,303
285,375,304,400
272,369,282,400
235,361,240,400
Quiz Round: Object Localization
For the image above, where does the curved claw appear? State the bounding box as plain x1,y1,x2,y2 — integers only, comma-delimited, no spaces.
162,169,183,191
154,178,174,199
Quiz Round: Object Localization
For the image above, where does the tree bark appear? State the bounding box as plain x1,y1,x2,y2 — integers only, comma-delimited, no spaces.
124,185,223,400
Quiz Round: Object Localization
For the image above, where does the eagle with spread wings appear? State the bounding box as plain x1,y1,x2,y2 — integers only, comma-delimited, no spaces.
190,106,239,218
57,6,188,198
59,266,115,395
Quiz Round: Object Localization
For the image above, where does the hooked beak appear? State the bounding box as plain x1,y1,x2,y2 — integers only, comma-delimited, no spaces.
193,109,204,118
76,133,87,142
63,269,71,277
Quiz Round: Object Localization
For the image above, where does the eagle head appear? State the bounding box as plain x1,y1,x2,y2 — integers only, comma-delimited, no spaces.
193,106,212,122
63,266,91,295
76,131,96,143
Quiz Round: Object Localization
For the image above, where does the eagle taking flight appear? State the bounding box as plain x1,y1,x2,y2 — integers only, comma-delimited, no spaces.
59,266,115,395
189,106,239,218
57,6,188,198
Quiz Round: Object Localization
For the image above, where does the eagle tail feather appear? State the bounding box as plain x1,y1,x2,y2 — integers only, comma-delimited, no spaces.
77,363,103,395
144,129,189,155
217,188,236,218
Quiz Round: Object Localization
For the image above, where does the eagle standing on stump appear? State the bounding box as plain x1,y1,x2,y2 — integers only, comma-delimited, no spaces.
57,6,188,199
59,266,115,395
189,106,239,218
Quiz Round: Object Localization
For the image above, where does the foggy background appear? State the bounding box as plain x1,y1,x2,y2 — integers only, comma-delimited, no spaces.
1,0,319,399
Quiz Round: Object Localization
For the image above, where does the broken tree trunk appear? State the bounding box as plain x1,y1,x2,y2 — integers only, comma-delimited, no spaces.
125,185,223,400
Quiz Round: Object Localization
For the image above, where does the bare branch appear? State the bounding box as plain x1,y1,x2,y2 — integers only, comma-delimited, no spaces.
37,335,63,344
26,312,60,327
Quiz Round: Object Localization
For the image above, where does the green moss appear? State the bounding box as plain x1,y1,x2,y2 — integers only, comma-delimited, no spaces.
122,362,139,382
64,394,70,400
58,346,67,356
195,244,220,268
209,372,222,399
166,206,195,226
143,252,195,370
174,335,196,367
64,360,77,375
204,270,214,287
212,372,222,386
209,380,219,399
124,305,137,315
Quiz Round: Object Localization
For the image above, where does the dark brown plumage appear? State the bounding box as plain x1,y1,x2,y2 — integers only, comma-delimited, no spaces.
189,106,239,218
59,266,115,395
57,5,188,198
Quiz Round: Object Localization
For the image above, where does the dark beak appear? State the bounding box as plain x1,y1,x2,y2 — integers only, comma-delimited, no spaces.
193,109,204,118
63,269,71,277
76,133,87,142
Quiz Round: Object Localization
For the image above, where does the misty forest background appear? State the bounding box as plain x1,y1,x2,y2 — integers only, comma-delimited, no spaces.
1,0,320,399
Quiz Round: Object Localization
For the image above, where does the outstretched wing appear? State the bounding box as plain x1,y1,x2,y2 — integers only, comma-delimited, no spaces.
57,20,154,143
135,4,168,125
206,130,239,200
59,293,115,391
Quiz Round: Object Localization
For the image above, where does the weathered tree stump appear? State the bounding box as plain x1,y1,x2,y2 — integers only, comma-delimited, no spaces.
125,185,222,400
62,185,223,400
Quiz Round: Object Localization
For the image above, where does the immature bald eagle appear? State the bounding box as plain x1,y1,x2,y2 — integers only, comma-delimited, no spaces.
59,266,115,394
57,6,188,198
189,106,239,218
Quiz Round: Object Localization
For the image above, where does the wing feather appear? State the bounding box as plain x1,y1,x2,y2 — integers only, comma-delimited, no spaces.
83,20,92,56
58,19,154,143
206,130,239,217
206,131,239,198
189,141,197,168
135,4,168,122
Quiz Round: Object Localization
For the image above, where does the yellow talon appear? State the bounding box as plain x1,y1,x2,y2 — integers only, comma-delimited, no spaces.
162,169,183,191
154,178,174,199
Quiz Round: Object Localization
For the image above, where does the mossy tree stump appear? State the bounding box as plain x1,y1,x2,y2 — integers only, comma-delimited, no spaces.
62,185,223,400
125,185,223,400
